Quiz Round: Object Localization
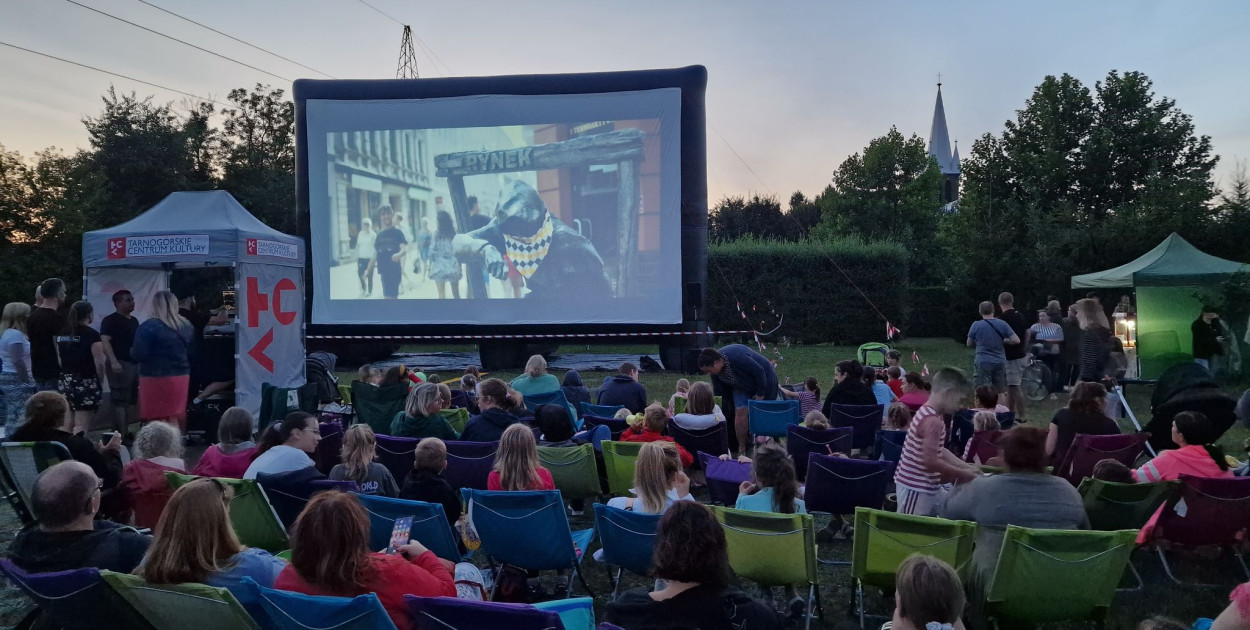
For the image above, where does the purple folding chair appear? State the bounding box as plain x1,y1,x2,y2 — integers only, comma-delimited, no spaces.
700,451,751,506
445,440,499,490
962,429,1004,465
583,415,629,439
1054,432,1151,486
668,421,729,463
804,453,895,517
404,595,563,629
827,403,886,450
375,434,420,483
0,559,151,630
1148,475,1250,585
313,421,344,475
786,425,853,482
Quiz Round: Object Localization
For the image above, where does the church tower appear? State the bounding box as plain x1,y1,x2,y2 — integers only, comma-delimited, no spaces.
928,83,960,204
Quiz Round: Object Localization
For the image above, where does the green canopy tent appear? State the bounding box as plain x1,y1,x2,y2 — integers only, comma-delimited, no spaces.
1071,233,1247,378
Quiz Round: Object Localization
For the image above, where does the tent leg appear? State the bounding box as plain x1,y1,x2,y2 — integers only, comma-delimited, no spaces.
1114,385,1156,457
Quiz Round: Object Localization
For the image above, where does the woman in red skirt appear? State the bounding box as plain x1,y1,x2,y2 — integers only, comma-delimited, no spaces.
131,290,193,430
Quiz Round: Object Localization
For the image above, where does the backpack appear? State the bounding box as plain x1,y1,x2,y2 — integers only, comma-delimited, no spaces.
305,351,340,404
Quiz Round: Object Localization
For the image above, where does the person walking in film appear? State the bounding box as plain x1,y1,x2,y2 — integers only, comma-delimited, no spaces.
453,180,611,301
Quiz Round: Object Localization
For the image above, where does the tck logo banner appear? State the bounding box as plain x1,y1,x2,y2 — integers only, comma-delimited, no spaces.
107,235,210,260
246,238,299,260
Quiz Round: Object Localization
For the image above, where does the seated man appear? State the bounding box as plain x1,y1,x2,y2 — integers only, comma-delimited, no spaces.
8,461,151,573
597,362,648,414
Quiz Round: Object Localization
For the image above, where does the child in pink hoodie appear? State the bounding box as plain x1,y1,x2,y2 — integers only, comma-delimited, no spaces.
1133,411,1233,542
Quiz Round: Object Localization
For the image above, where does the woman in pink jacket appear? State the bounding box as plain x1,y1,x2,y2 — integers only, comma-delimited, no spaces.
1133,411,1233,542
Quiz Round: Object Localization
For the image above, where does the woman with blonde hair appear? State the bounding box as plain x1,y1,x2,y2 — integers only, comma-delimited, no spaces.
672,381,726,430
487,423,554,491
607,441,692,514
509,354,560,397
1075,298,1112,383
137,477,286,589
131,290,193,428
0,302,35,435
121,421,186,528
330,424,398,496
390,382,458,439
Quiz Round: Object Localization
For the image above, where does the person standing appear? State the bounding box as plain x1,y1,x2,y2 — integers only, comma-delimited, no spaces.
699,345,779,456
1059,304,1082,391
966,301,1019,398
894,368,980,516
59,301,107,435
1192,306,1225,377
427,211,463,300
0,303,36,436
177,293,228,407
100,290,139,435
1075,298,1112,383
132,291,193,429
355,218,377,297
465,196,491,299
1026,309,1064,392
394,212,418,292
373,205,408,300
27,278,66,393
998,292,1029,418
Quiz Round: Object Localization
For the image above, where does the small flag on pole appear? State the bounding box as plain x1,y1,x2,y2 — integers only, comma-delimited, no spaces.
911,351,919,364
885,321,901,340
921,364,930,376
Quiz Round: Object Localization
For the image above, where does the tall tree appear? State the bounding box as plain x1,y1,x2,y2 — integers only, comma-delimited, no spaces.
217,84,297,233
709,194,796,242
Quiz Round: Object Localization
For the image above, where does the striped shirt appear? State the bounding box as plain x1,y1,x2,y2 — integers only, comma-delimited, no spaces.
796,391,820,417
894,405,946,493
1029,322,1063,355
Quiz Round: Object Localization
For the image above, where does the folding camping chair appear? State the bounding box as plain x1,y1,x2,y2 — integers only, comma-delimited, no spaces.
874,430,907,466
538,444,603,500
101,571,260,630
699,451,752,506
234,576,396,630
827,404,886,451
532,597,596,630
314,421,345,475
786,425,852,482
0,441,73,525
601,440,643,496
805,454,895,565
1147,475,1250,585
374,434,420,484
849,508,977,629
1078,478,1179,591
0,559,153,630
1054,432,1151,486
355,493,463,563
349,381,409,435
259,382,319,430
166,473,288,552
444,440,498,490
592,504,661,599
459,489,595,598
747,399,801,440
667,421,729,461
949,410,1016,455
580,402,625,420
439,407,471,434
582,415,629,440
983,526,1138,628
256,469,357,530
672,396,722,416
713,506,823,630
404,596,563,630
962,429,1004,465
525,390,578,427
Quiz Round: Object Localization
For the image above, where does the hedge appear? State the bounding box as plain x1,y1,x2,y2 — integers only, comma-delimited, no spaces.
707,237,908,344
905,285,956,338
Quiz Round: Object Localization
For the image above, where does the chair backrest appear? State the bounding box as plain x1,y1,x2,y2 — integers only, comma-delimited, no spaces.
984,526,1137,626
666,421,729,461
850,507,978,590
826,404,886,449
404,595,563,630
962,429,1004,465
538,444,602,499
1054,432,1151,485
255,468,335,530
1150,475,1250,547
580,402,625,420
0,441,73,521
532,597,595,630
101,570,260,630
0,559,153,630
582,415,629,440
460,489,579,571
235,576,397,630
786,425,853,481
874,430,907,465
712,506,817,587
592,503,661,578
947,410,976,455
1077,478,1179,531
349,381,409,435
525,389,570,412
166,472,288,552
374,434,420,484
746,399,800,438
439,407,471,434
259,382,319,430
699,451,751,506
601,440,644,496
804,453,894,516
449,389,477,413
354,493,462,562
444,440,499,491
996,411,1016,430
314,421,345,475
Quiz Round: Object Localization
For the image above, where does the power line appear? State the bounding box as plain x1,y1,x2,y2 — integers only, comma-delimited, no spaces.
64,0,291,82
0,40,228,106
355,0,402,24
135,0,336,79
352,0,452,76
709,122,773,195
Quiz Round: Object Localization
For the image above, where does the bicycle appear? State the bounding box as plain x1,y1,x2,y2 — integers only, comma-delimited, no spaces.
1020,354,1053,402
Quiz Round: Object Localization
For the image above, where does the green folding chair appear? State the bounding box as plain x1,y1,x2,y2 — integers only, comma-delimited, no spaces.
538,444,602,499
101,571,260,630
165,473,288,552
984,526,1137,628
439,407,470,435
712,506,822,630
673,396,721,416
850,507,977,629
1078,478,1178,590
600,441,643,496
0,441,73,525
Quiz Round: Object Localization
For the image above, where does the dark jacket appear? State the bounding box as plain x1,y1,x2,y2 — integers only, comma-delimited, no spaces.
399,469,461,529
131,319,193,377
1192,317,1223,359
460,408,523,442
8,520,150,574
710,344,779,402
1000,309,1029,361
389,411,459,441
1060,316,1083,361
560,370,592,413
10,426,121,490
823,379,879,418
606,583,781,630
597,375,648,414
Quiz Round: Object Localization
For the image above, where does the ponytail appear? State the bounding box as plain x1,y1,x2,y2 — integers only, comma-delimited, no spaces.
1203,444,1230,471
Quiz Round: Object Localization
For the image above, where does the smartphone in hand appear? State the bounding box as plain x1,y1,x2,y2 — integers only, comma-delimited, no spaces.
100,432,115,445
388,516,414,554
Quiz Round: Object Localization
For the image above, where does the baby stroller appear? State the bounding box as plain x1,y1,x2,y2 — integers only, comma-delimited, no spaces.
1143,362,1237,454
857,342,891,368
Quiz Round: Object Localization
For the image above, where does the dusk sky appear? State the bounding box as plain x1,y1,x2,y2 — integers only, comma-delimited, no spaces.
2,0,1248,203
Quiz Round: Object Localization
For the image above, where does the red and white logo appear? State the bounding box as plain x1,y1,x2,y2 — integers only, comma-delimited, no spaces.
107,238,127,259
246,239,258,256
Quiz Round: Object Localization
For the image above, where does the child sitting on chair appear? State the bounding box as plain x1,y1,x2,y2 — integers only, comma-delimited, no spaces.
620,404,693,468
884,402,912,431
778,377,822,418
803,410,830,431
666,378,690,417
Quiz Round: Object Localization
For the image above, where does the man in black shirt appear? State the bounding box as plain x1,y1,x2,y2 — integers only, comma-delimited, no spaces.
100,290,139,431
1191,306,1225,377
373,204,408,300
998,292,1030,417
26,278,66,392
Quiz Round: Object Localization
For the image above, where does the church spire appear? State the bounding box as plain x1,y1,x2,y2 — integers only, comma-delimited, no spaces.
928,82,956,175
950,139,960,174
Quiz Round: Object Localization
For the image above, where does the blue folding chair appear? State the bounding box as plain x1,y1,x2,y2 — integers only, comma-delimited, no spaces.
804,454,895,565
581,402,626,419
949,410,1016,455
533,597,595,630
524,390,579,427
700,451,752,506
354,493,463,562
582,415,629,440
444,440,498,490
593,504,662,599
404,596,563,630
874,430,907,465
256,470,357,530
827,404,885,451
747,400,800,439
374,435,420,485
460,489,595,598
667,421,729,461
786,425,852,482
234,577,396,630
0,559,153,630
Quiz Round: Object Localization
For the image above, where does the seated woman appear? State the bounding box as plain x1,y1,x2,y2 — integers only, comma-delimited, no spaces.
509,355,560,396
1132,411,1233,541
390,383,458,440
1046,381,1121,467
735,443,806,514
486,423,555,491
607,441,693,514
969,385,1009,414
897,372,931,412
605,501,780,628
938,426,1088,591
120,421,186,528
671,381,726,430
243,412,320,480
460,379,524,442
329,424,398,497
560,369,591,415
620,404,693,468
891,554,968,630
192,407,258,478
274,491,454,630
822,360,878,415
13,391,125,516
136,477,286,591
